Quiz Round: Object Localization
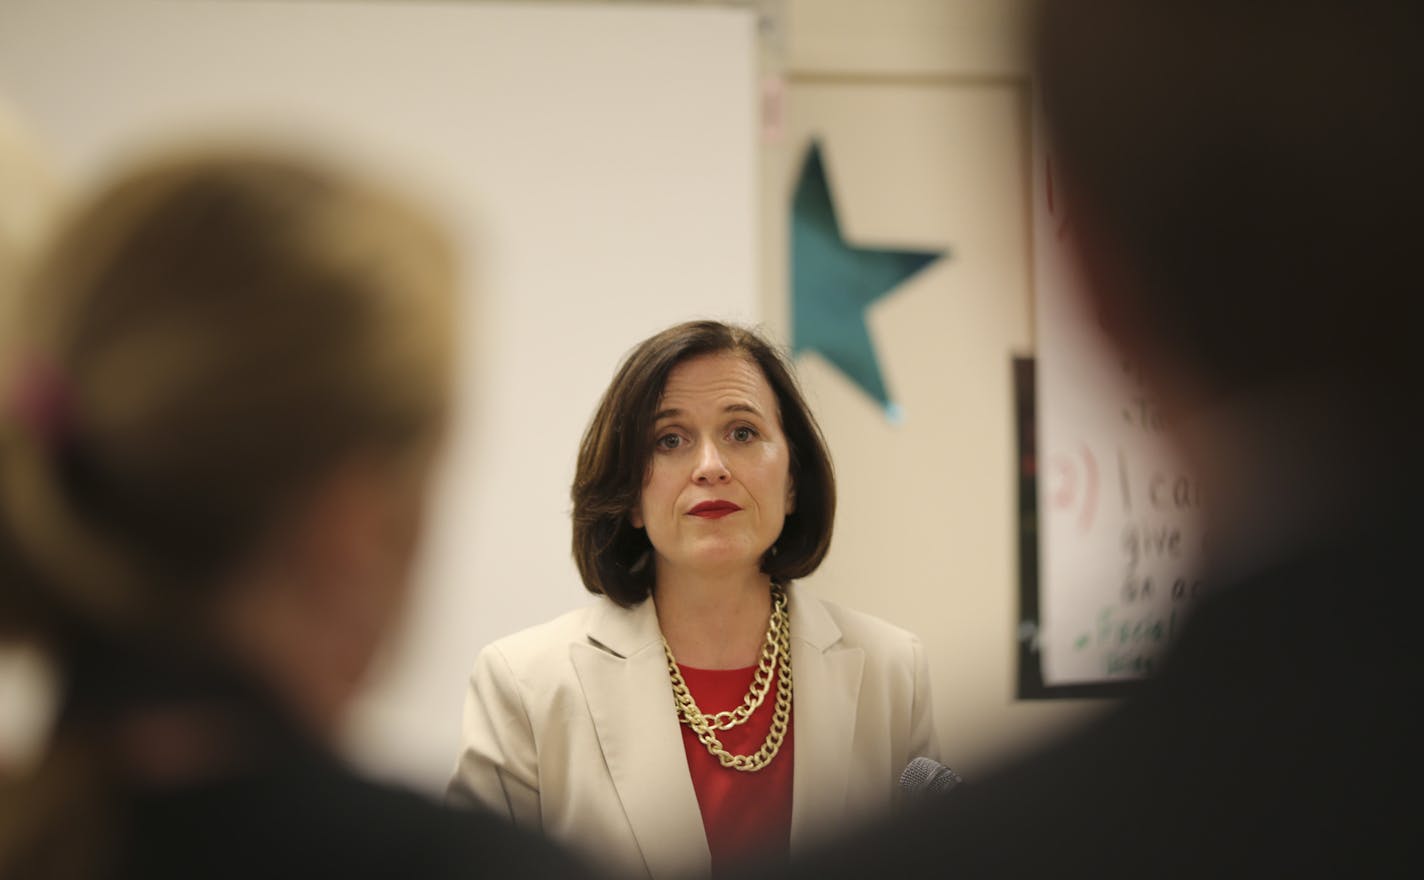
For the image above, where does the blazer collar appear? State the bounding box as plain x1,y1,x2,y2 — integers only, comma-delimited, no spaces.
572,597,709,878
786,582,844,651
573,589,866,870
785,586,865,852
584,592,664,658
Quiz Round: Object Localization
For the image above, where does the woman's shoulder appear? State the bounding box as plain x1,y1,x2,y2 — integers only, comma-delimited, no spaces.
476,595,651,674
790,588,925,655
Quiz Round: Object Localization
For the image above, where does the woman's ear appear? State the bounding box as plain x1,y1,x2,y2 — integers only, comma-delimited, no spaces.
785,480,796,515
629,507,644,529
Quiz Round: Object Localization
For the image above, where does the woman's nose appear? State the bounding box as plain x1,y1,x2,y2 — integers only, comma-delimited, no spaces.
692,440,731,484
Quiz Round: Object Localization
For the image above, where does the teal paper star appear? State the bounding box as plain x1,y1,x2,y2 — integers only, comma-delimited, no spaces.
791,142,946,420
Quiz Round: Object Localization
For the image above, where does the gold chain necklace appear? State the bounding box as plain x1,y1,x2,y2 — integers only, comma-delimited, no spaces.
662,584,792,773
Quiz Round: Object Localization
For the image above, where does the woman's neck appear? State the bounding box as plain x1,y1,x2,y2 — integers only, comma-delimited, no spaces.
653,566,774,670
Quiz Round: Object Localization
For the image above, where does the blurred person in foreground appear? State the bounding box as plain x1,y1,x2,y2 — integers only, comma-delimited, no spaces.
0,146,588,878
770,0,1422,876
448,320,939,878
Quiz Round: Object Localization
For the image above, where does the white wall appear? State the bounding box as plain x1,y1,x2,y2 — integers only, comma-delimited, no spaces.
0,0,757,790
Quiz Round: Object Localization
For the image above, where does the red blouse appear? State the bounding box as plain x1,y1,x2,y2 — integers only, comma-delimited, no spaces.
676,663,794,875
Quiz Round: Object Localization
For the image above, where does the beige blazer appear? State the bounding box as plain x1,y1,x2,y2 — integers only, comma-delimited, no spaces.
447,586,939,879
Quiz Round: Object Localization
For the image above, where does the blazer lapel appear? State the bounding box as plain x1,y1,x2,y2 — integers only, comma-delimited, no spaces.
569,597,710,879
787,588,864,853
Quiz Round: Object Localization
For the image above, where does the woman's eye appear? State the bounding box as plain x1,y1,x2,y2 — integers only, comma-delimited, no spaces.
655,433,684,451
730,426,757,442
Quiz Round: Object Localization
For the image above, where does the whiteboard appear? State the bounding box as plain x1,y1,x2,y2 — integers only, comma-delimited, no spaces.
0,0,756,789
1030,105,1206,688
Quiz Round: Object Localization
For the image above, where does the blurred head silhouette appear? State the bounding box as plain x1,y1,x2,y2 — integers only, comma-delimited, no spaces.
0,144,455,748
0,141,456,878
1035,0,1421,510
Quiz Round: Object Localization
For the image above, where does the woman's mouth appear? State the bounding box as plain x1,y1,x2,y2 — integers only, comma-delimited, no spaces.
687,500,742,519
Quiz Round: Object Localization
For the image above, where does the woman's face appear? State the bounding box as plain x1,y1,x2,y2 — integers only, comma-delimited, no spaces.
631,352,794,582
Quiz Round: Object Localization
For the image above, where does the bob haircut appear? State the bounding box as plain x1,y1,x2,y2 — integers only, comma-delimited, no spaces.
572,320,835,607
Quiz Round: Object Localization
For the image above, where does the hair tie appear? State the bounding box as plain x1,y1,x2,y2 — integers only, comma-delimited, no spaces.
8,356,74,450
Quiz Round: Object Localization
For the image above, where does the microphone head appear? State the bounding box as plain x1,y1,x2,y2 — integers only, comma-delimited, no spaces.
899,756,963,798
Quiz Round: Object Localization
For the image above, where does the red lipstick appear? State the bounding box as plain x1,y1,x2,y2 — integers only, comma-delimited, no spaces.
688,500,742,519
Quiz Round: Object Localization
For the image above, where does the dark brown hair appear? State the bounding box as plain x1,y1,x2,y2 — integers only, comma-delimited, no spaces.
572,320,835,606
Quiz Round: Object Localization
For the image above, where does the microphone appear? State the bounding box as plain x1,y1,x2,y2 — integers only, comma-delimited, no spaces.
899,756,963,799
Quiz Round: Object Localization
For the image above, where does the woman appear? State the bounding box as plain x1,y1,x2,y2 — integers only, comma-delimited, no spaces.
449,321,939,878
0,147,581,878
